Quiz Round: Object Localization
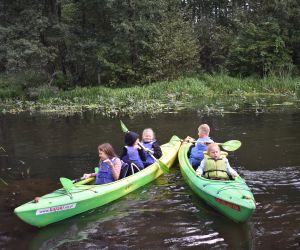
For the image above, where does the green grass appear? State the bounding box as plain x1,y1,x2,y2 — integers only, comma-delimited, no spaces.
1,74,299,116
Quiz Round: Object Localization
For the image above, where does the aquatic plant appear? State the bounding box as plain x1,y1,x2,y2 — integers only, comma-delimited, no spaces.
0,75,299,117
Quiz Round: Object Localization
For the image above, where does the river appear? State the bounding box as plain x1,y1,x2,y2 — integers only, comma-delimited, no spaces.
0,110,299,249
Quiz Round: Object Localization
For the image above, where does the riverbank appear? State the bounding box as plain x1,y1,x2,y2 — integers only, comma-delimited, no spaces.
0,74,299,116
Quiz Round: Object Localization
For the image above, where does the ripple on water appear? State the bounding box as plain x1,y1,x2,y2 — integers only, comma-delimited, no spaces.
0,234,12,247
243,166,300,191
164,232,225,247
242,166,300,248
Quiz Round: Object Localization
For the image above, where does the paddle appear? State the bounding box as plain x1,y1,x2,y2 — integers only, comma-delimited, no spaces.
120,120,170,173
218,140,241,151
0,177,8,186
60,177,74,191
60,167,99,190
184,137,241,151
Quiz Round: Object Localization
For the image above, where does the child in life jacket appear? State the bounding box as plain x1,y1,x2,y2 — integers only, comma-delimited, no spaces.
121,131,146,170
186,124,214,170
195,143,239,180
140,128,162,167
83,143,122,184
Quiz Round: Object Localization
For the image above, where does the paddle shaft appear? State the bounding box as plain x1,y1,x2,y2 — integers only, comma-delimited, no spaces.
184,138,241,151
0,177,8,186
120,120,169,173
138,142,156,161
138,142,170,173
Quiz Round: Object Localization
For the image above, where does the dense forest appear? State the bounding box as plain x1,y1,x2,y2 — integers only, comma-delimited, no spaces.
0,0,299,92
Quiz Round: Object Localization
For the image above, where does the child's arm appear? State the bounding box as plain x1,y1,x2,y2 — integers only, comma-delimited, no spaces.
152,141,162,158
104,158,121,180
225,158,239,178
138,148,146,161
120,147,127,160
195,160,205,176
187,145,194,158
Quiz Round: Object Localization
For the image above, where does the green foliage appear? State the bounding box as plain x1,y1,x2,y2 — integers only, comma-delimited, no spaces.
0,74,23,99
0,0,299,89
95,0,199,84
150,2,199,81
27,85,60,100
195,17,232,73
0,71,48,99
51,71,70,90
1,75,299,116
226,20,294,77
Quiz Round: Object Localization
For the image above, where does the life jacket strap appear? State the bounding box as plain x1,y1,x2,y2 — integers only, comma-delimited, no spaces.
204,169,228,173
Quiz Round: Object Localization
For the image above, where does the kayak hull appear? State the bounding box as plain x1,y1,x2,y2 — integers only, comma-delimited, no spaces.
14,135,181,227
178,142,256,223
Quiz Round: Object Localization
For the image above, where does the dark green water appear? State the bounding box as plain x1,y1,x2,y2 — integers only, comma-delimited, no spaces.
0,111,299,249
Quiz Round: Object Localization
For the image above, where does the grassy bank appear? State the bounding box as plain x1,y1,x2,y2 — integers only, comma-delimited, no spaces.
0,74,299,116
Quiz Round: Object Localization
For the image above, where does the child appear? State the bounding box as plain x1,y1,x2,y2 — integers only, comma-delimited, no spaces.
141,128,162,167
196,143,239,180
186,124,214,169
83,143,122,184
121,131,146,170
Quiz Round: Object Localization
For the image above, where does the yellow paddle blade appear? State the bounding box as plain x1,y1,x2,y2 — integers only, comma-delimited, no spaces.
220,140,242,151
120,120,129,133
157,159,170,173
60,177,74,191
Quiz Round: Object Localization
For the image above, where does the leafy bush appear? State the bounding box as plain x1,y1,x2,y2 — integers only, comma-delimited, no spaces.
27,85,59,100
0,74,23,99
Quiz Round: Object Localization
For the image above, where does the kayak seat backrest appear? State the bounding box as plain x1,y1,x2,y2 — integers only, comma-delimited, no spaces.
124,162,141,178
119,161,129,180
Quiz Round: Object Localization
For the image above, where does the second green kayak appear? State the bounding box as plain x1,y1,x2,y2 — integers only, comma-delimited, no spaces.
178,142,256,223
14,135,181,227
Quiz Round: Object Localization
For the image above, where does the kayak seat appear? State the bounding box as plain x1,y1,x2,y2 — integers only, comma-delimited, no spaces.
122,162,141,178
119,161,129,180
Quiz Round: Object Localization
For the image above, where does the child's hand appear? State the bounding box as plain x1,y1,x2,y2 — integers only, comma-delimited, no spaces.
83,173,91,179
103,159,113,166
145,148,154,154
184,136,191,142
196,170,202,176
231,173,239,179
184,136,195,143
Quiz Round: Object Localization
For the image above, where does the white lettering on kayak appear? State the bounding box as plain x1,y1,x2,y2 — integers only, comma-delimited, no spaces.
36,203,76,215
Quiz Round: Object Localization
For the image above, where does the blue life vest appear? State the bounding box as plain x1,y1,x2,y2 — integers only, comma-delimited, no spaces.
123,146,144,169
189,137,213,168
96,157,118,185
141,141,155,165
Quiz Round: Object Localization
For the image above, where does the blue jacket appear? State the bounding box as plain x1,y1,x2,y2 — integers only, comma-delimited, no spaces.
122,146,144,169
141,141,155,165
189,137,214,168
96,157,118,184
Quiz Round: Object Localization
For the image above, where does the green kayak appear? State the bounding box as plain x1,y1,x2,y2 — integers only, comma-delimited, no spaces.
14,135,181,227
178,142,256,223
